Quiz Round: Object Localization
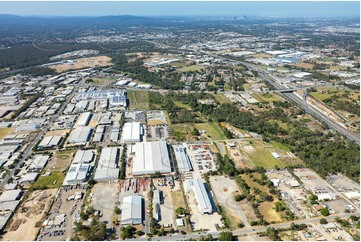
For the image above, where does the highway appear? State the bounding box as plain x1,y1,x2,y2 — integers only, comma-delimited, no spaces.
127,212,357,241
201,51,359,144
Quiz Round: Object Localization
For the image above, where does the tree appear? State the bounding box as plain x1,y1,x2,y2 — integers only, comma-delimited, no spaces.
234,194,246,202
114,207,121,215
320,208,330,216
192,127,200,136
320,218,328,224
175,207,186,216
218,231,234,241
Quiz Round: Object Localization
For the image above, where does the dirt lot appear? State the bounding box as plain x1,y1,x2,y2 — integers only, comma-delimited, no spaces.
50,56,112,73
91,183,119,228
209,176,250,228
3,189,57,241
153,183,174,228
45,150,75,172
227,144,254,169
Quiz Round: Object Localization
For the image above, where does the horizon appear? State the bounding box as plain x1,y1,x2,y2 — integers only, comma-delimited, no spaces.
0,1,359,18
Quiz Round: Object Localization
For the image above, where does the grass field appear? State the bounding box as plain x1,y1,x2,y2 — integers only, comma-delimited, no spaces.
311,87,360,102
128,90,150,110
32,171,65,190
271,141,291,151
0,127,14,140
252,93,282,103
174,101,192,110
170,61,187,67
242,140,286,169
170,123,194,141
177,65,204,72
213,94,232,104
194,122,226,140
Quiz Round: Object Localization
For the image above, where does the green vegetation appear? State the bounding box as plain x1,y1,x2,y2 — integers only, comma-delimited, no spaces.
218,231,234,241
175,207,186,217
320,218,328,224
321,208,330,216
119,144,127,180
73,216,107,240
128,90,150,110
177,65,204,72
194,122,226,140
213,93,232,104
32,171,65,190
245,140,285,169
120,225,137,239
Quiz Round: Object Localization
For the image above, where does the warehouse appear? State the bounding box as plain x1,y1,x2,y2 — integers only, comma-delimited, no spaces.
94,147,120,181
38,136,62,148
184,178,213,214
64,150,94,185
132,141,172,175
28,154,50,171
68,127,93,145
121,195,143,225
122,122,142,143
92,126,105,143
20,172,39,184
64,163,91,185
73,150,94,164
110,125,120,142
0,189,22,202
74,112,92,127
64,104,75,114
74,100,88,113
173,145,192,172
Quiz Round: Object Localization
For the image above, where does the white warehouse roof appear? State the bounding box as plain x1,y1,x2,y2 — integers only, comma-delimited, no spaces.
121,195,143,225
0,189,22,202
122,122,141,142
132,141,171,175
38,136,62,148
173,145,192,172
29,154,50,170
64,163,91,185
68,127,92,145
184,179,213,214
75,112,92,127
94,147,120,181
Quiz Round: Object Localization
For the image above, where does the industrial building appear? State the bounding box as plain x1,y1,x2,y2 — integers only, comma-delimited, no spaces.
38,136,62,149
184,178,213,214
68,127,93,145
110,125,120,142
121,195,143,225
74,89,127,109
73,150,94,164
122,122,142,142
28,154,50,171
20,172,39,184
173,145,192,172
94,147,120,181
0,189,22,202
74,112,92,127
132,141,172,176
92,126,104,143
64,150,94,185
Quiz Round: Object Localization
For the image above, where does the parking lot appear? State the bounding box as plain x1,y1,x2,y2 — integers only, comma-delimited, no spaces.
146,125,171,141
38,186,87,241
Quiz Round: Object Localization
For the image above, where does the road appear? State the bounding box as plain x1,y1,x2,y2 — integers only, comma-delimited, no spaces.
200,51,359,144
127,212,357,241
0,90,75,189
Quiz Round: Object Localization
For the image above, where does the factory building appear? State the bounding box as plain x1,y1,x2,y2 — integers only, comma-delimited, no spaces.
68,127,93,145
38,136,62,149
173,145,192,172
94,147,120,181
74,112,92,127
28,154,50,171
121,195,143,225
184,178,213,214
122,122,142,143
132,141,172,176
64,150,94,185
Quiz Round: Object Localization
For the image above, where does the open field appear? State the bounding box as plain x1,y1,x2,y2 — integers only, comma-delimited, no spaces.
294,62,314,69
250,53,273,58
228,145,254,169
213,94,232,104
45,150,75,172
174,101,192,110
32,171,65,190
177,65,205,72
170,61,187,67
2,189,57,241
170,123,194,141
311,87,360,102
128,90,150,110
251,93,282,103
50,56,112,73
0,127,14,140
241,140,286,169
45,129,69,137
88,77,116,86
171,190,186,210
194,122,226,140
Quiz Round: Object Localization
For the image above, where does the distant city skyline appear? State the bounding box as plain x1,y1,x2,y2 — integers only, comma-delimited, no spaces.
0,1,359,18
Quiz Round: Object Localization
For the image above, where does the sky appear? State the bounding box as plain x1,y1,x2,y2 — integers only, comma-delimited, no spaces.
0,1,359,18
